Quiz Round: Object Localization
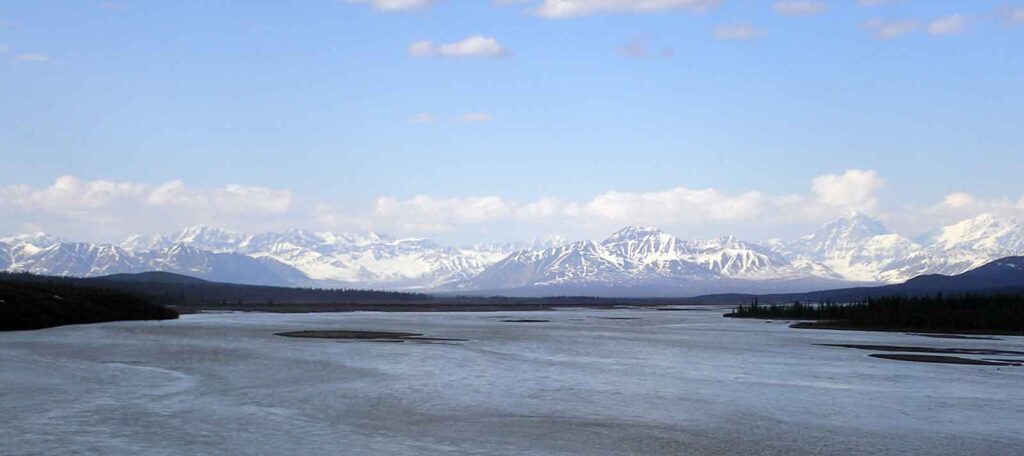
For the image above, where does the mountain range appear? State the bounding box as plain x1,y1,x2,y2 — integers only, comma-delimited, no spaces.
2,212,1023,296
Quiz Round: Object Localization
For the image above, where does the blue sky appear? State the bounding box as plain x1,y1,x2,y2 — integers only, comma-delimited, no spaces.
1,1,1023,243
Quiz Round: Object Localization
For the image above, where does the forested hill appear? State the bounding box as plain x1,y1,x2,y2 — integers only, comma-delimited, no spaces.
0,271,432,308
0,276,179,331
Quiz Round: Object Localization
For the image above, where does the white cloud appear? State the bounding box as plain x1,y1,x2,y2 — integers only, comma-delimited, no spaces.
772,1,827,16
810,169,883,210
896,192,1024,233
364,170,888,235
375,195,512,225
0,44,9,53
411,113,434,123
144,181,293,214
347,0,438,12
714,24,762,41
577,187,771,223
943,192,975,209
15,53,49,62
0,176,292,215
408,41,435,57
409,36,509,58
864,18,917,39
0,176,294,241
10,171,1022,244
461,112,493,122
534,0,721,19
928,14,966,36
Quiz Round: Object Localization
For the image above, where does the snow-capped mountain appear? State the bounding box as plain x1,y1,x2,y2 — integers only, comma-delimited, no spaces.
0,236,308,286
598,227,812,280
121,225,249,253
0,242,15,270
4,212,1024,295
119,226,529,288
781,212,930,283
234,229,519,288
459,226,843,294
776,212,1024,284
457,213,1024,294
922,213,1024,272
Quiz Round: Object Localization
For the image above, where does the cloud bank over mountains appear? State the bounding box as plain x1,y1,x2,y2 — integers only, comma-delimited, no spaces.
3,170,1024,244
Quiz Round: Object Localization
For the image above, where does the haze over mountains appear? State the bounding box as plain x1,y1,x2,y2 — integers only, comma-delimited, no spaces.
2,212,1023,296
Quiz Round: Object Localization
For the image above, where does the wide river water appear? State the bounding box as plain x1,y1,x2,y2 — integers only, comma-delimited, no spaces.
2,307,1023,455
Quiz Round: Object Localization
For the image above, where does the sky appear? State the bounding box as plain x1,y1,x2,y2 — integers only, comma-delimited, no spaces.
1,0,1023,244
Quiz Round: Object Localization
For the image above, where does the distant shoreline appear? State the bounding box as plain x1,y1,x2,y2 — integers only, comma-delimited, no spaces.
173,301,705,314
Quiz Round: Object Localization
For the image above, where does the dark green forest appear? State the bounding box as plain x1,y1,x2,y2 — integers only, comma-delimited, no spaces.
725,294,1024,334
0,272,657,317
0,272,431,307
0,278,179,331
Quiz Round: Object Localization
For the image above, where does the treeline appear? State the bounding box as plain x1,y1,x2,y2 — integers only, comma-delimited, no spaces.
0,272,432,307
0,278,179,331
725,294,1024,334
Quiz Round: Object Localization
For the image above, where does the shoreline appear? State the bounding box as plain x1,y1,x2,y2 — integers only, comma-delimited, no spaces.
172,302,714,315
788,321,1024,337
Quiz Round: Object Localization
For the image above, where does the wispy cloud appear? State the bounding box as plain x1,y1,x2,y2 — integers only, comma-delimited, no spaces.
772,1,827,16
714,24,762,41
15,53,50,63
864,18,917,39
533,0,721,19
928,14,966,36
411,113,434,123
617,37,673,59
1008,6,1024,24
347,0,439,12
618,37,648,58
409,36,510,58
461,112,493,123
0,44,10,53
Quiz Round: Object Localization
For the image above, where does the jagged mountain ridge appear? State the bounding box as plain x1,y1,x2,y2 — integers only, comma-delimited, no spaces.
458,213,1024,294
3,212,1024,294
0,227,562,289
458,226,840,293
0,238,308,287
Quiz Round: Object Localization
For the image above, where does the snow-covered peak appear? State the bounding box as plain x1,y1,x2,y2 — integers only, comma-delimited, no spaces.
167,225,248,251
602,227,687,263
825,212,889,237
603,226,666,243
788,213,890,257
0,232,61,248
928,212,1022,252
120,234,156,251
